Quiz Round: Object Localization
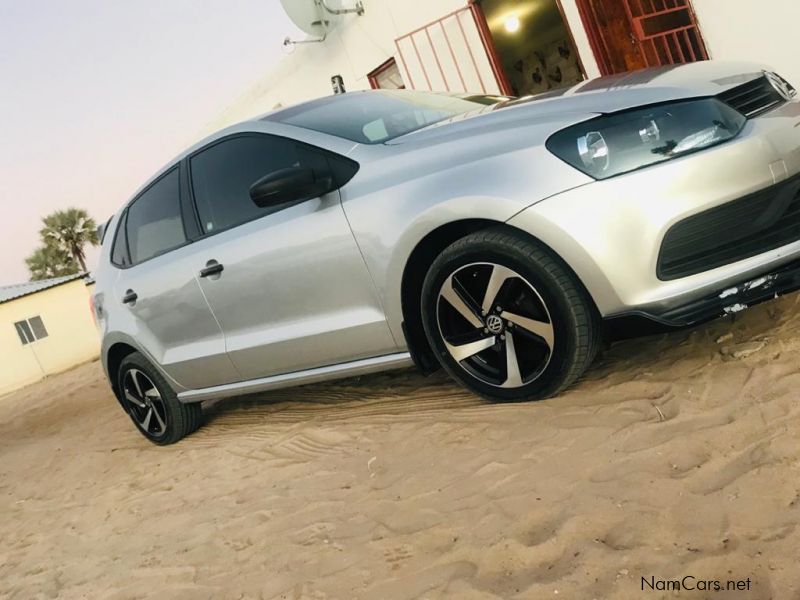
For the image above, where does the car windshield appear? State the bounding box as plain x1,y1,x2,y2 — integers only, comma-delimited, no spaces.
264,90,506,144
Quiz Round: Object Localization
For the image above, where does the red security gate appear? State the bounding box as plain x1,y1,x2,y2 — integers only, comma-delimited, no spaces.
576,0,708,75
627,0,709,66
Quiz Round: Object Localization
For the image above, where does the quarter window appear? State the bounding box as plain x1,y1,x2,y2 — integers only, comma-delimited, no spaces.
110,211,131,267
189,135,328,234
125,167,185,264
14,316,48,345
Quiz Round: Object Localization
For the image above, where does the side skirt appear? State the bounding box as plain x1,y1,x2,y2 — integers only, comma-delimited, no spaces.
177,352,413,403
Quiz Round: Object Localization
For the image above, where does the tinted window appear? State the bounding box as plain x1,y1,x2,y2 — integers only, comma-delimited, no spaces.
266,90,504,144
125,168,185,264
189,135,328,234
110,212,131,267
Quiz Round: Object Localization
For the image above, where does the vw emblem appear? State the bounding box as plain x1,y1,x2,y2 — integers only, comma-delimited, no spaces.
485,314,504,334
765,71,796,101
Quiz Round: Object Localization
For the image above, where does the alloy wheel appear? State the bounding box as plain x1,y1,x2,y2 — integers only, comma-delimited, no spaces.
122,368,168,436
436,262,554,388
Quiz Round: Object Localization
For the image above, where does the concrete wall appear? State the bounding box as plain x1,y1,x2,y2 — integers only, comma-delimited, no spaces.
560,0,600,78
0,280,100,396
206,0,796,133
205,0,599,133
692,0,800,89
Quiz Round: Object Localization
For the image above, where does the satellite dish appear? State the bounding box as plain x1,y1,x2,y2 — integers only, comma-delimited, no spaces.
280,0,345,37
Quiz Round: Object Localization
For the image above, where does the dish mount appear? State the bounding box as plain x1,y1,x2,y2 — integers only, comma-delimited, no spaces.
282,0,365,47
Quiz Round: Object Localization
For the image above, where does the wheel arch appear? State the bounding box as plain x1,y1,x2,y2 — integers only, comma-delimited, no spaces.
105,341,139,403
400,219,600,374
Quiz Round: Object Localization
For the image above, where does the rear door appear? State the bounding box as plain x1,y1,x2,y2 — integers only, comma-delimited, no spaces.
186,133,397,381
111,166,239,389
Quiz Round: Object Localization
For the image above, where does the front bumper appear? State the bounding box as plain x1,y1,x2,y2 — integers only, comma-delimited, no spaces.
604,259,800,338
508,98,800,318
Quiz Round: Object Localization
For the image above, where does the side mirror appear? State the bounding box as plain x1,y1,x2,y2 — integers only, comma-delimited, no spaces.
249,167,335,208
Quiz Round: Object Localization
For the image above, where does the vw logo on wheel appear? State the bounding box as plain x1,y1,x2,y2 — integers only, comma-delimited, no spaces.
485,314,504,334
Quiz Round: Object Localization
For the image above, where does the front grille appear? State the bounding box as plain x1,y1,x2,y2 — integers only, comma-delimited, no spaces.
658,175,800,280
718,75,786,118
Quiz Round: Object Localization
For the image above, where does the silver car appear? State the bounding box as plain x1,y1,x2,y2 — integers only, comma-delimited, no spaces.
94,61,800,444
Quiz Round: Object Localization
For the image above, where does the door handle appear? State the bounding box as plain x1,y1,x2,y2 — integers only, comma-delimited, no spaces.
122,289,138,305
199,260,224,278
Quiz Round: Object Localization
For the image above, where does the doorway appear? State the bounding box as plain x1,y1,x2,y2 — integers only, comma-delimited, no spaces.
473,0,586,97
576,0,708,75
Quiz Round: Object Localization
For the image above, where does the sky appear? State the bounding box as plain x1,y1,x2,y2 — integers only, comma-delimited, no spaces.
0,0,302,285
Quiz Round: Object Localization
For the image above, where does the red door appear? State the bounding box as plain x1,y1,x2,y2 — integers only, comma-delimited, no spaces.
577,0,708,75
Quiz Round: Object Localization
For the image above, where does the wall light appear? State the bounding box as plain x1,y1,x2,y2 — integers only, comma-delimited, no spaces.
504,14,520,33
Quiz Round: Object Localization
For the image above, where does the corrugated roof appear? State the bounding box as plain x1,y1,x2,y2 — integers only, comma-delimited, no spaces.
0,273,87,305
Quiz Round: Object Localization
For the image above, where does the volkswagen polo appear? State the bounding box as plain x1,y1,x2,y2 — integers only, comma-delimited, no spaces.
93,61,800,443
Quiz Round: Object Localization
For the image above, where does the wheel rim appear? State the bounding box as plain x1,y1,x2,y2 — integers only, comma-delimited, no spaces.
122,368,168,436
436,262,555,388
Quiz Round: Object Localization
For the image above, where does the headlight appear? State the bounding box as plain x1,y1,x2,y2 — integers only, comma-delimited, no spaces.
546,99,747,180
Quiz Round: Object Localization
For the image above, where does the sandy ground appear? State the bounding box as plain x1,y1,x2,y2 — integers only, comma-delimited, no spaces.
3,296,800,600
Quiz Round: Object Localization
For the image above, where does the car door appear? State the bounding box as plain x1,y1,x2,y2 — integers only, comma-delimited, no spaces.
187,133,397,381
111,165,240,389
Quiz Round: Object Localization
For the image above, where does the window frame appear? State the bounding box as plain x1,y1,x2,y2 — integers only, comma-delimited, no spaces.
109,164,192,269
185,132,351,241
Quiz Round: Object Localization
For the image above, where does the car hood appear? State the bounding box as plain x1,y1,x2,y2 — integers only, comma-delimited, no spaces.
386,61,769,146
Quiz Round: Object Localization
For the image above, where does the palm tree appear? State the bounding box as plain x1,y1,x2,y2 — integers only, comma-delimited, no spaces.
25,243,79,280
39,208,99,273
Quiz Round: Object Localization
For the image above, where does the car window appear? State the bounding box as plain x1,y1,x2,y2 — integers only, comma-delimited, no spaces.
110,212,131,267
265,90,505,144
189,135,328,234
125,167,185,264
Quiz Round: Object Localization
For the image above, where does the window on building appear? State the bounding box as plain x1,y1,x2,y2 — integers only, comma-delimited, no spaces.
189,135,328,234
125,167,186,264
29,316,48,340
14,316,48,345
368,58,405,90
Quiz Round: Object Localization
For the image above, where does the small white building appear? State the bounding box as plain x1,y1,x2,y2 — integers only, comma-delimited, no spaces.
209,0,800,130
0,275,99,396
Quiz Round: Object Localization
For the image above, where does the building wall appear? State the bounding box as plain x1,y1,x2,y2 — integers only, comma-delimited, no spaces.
692,0,800,89
0,280,100,397
558,0,600,78
206,0,797,134
205,0,598,133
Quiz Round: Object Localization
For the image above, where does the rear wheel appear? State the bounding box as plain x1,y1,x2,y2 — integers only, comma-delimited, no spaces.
117,352,202,444
421,228,599,401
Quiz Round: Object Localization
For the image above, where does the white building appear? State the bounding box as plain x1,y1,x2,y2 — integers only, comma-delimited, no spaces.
0,275,99,396
207,0,800,131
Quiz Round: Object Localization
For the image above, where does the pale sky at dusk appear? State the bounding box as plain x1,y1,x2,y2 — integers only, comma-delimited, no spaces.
0,1,301,285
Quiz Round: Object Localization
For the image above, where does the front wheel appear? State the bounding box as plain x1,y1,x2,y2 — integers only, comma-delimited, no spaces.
117,352,202,444
421,228,599,401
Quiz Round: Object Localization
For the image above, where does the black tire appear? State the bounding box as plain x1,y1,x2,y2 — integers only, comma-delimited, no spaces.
421,228,599,401
116,351,202,445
